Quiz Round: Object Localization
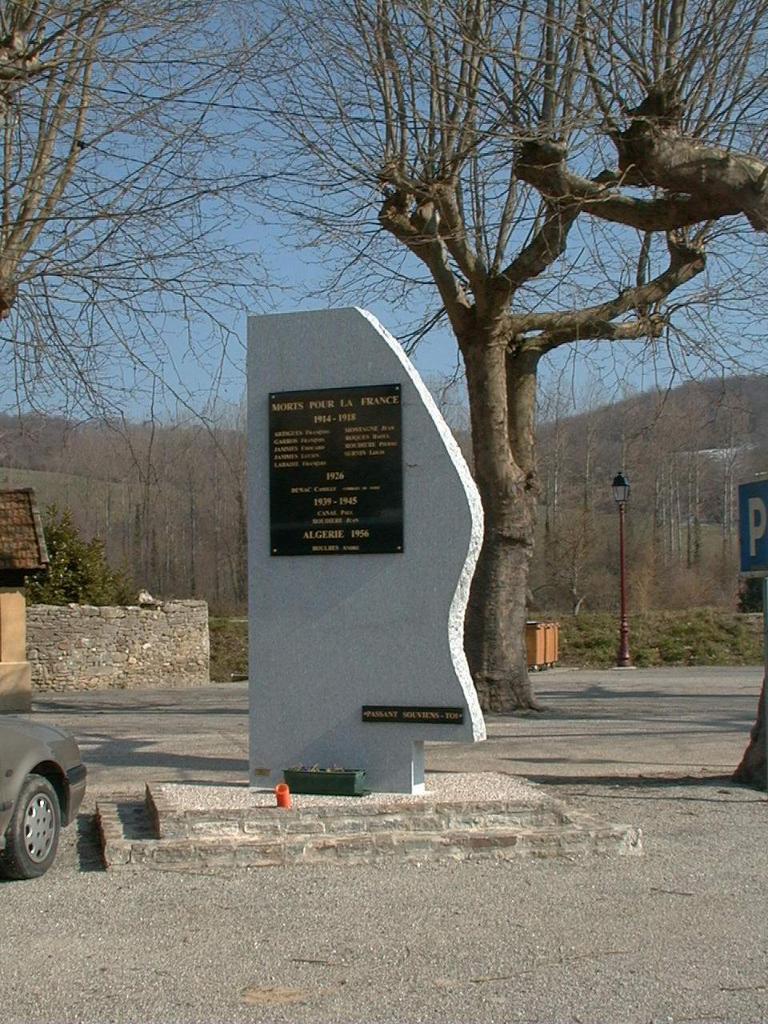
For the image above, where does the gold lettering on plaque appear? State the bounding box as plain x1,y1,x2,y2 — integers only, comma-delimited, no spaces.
271,401,305,412
360,395,400,406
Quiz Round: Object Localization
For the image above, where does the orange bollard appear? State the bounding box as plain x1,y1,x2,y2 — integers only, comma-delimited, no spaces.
275,782,292,809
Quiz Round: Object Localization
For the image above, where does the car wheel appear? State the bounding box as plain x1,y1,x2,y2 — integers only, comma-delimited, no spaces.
0,774,61,880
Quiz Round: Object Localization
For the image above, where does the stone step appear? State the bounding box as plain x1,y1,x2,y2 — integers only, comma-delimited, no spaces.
147,785,570,841
96,787,642,871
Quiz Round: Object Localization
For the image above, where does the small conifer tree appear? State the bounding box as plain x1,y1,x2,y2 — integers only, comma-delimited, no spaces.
26,506,133,606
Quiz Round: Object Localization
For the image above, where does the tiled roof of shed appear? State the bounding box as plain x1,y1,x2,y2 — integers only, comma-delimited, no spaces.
0,489,49,572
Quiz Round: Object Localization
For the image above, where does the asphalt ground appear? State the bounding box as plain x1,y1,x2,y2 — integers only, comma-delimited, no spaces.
2,666,767,1024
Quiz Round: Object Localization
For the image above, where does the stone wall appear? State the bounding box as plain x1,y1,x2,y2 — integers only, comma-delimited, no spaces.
27,601,209,691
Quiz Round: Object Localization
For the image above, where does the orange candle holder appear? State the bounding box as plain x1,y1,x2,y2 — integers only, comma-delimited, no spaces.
275,782,292,809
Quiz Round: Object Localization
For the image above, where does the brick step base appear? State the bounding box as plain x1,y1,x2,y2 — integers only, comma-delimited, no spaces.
97,789,641,870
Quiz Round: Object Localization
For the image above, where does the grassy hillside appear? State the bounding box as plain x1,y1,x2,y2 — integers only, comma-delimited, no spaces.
0,466,127,517
556,609,762,668
210,609,763,682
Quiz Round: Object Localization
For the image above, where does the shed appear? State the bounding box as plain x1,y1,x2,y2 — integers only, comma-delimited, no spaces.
0,487,49,586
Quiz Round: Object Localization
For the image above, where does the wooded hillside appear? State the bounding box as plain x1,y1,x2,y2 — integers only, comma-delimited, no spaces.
534,375,767,614
0,409,246,612
1,374,764,615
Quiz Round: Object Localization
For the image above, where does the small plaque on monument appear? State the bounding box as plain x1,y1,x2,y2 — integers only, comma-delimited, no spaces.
362,705,465,725
269,383,403,556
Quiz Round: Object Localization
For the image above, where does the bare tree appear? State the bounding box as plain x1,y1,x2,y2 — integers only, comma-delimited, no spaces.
258,0,768,714
0,0,268,418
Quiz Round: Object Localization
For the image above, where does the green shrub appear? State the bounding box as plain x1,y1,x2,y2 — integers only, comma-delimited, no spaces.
738,577,763,613
26,506,133,606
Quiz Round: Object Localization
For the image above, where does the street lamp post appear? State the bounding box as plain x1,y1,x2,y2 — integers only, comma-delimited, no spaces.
612,472,632,668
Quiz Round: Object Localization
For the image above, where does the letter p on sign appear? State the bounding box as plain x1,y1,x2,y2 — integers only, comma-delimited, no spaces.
739,481,768,576
749,497,767,556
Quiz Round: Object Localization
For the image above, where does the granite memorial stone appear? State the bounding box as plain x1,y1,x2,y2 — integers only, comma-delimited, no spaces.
247,308,485,793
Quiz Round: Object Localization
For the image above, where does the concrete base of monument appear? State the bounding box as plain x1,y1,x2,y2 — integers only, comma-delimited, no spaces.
96,773,642,870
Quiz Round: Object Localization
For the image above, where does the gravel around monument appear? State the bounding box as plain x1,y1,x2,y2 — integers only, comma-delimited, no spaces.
2,666,766,1024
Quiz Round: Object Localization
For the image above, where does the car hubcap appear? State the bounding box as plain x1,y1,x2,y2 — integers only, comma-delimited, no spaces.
24,794,56,862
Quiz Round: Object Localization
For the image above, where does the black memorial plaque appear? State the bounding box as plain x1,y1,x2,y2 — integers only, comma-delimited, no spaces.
361,705,465,725
270,383,403,556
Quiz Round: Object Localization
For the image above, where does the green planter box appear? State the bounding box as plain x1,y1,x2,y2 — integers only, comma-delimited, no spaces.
283,769,367,796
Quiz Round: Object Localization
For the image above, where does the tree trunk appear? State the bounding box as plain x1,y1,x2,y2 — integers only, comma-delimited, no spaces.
733,677,767,790
462,336,541,712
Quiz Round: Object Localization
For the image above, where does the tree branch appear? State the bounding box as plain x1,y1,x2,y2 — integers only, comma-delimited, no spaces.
613,115,768,231
516,139,742,230
432,181,481,287
378,189,473,335
521,315,667,350
499,196,580,294
510,232,706,350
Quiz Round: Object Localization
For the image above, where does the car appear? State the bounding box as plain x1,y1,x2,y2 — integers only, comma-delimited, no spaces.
0,718,86,880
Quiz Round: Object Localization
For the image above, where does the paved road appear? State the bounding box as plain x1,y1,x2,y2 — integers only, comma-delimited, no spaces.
31,665,763,795
3,667,767,1024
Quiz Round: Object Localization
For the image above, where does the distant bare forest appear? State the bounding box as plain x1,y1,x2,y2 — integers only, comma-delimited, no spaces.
0,407,247,613
1,374,766,615
533,375,768,615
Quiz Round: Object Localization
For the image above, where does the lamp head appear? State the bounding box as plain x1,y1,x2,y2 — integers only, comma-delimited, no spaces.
612,472,630,504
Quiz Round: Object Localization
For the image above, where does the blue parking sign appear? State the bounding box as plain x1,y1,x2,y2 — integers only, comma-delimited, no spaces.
739,480,768,576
